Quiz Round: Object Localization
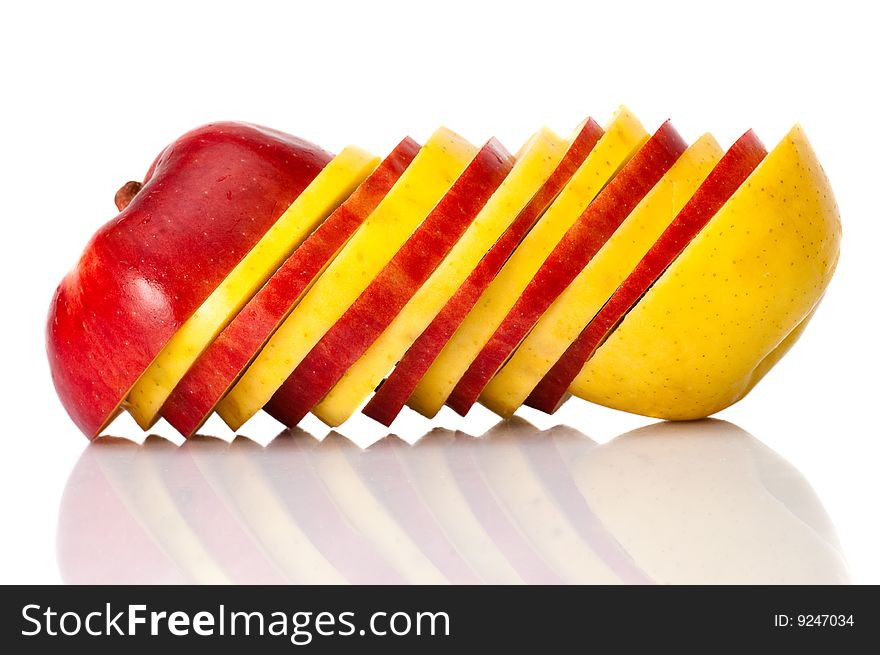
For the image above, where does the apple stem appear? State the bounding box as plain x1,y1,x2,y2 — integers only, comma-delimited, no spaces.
115,181,143,211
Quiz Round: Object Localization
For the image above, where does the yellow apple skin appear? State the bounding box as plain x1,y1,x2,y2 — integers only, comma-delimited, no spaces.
570,125,841,419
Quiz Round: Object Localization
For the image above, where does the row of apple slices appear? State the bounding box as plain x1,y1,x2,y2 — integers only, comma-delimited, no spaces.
121,107,820,436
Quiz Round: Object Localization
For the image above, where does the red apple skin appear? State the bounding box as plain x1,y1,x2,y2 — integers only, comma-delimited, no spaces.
265,139,515,428
47,123,332,438
526,130,768,414
362,119,605,427
447,121,688,417
161,138,420,437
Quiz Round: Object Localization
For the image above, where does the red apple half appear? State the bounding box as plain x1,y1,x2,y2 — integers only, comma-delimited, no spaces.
526,130,768,413
265,139,514,427
447,121,688,416
362,118,605,426
47,123,331,438
161,138,420,437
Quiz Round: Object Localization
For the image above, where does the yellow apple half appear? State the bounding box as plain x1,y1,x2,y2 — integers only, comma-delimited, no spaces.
407,107,648,419
311,127,570,426
570,125,841,419
480,134,724,417
217,128,477,431
124,145,379,429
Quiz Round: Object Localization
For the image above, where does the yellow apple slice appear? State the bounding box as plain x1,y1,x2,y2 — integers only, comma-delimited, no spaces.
217,128,477,430
480,134,724,416
408,107,648,418
571,125,841,419
311,127,570,426
124,145,379,429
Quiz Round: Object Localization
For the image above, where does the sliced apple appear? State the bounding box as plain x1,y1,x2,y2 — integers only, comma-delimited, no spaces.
124,145,379,429
47,123,333,438
311,124,598,428
161,138,420,437
265,139,514,427
362,119,605,427
550,126,838,419
526,130,768,414
217,128,477,431
447,120,688,416
480,134,724,417
407,107,648,419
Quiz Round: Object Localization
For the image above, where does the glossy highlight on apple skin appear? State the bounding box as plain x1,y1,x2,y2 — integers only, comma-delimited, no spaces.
47,123,332,438
46,113,842,438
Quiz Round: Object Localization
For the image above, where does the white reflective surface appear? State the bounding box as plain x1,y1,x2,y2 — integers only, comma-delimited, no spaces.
58,419,848,584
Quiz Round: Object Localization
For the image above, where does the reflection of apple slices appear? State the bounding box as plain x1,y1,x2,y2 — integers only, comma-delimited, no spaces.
57,440,184,584
573,420,848,583
393,429,523,583
407,107,647,419
449,121,688,416
104,438,232,583
362,120,604,427
161,139,419,437
528,130,772,416
126,145,379,429
350,437,483,583
481,134,723,417
265,139,514,427
306,434,448,583
188,436,346,583
218,129,477,431
257,434,407,584
470,419,621,583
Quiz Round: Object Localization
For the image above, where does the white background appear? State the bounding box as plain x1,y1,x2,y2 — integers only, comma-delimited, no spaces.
0,0,877,583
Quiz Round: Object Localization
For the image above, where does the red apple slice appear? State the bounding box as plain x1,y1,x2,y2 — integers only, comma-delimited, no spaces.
447,121,688,416
362,118,605,426
265,139,514,427
47,123,332,438
526,130,768,413
161,138,420,437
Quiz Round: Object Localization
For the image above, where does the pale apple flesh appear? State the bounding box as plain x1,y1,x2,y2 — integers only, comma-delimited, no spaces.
47,123,332,438
216,128,478,431
405,108,649,421
526,130,767,414
264,139,515,428
480,134,725,418
560,125,839,420
124,144,379,430
161,138,420,437
446,121,688,417
310,127,578,428
362,118,605,427
48,115,841,438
